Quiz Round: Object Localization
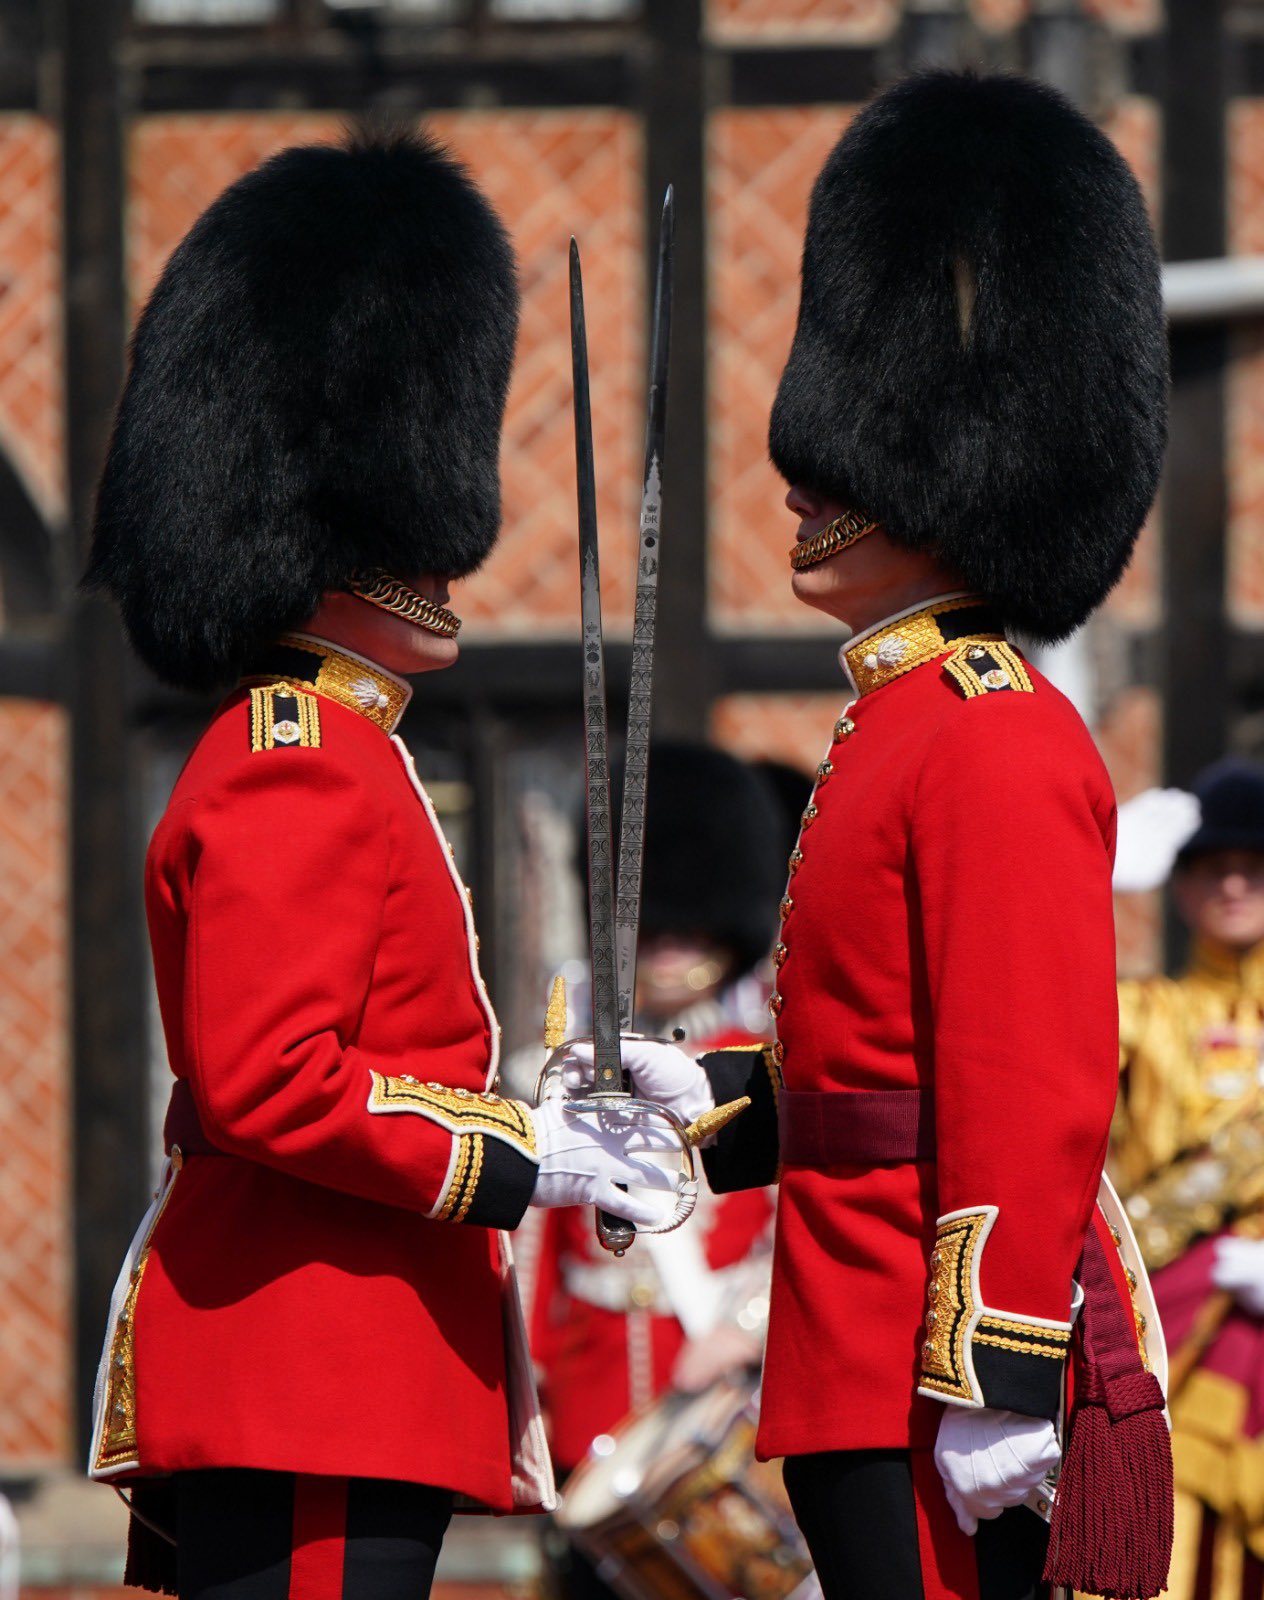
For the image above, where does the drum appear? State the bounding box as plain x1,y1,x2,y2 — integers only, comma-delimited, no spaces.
555,1374,819,1600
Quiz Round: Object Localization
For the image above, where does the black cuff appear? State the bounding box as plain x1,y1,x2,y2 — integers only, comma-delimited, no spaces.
971,1331,1068,1419
440,1134,537,1229
699,1044,781,1194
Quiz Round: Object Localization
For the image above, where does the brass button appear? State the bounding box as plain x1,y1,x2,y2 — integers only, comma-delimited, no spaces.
925,1310,938,1327
788,848,804,875
922,1341,934,1358
1125,1267,1138,1292
629,1282,656,1309
928,1277,940,1297
816,760,833,783
800,805,818,829
967,645,988,660
780,895,794,921
773,942,789,968
768,992,783,1018
930,1251,941,1271
771,1040,785,1067
834,717,856,742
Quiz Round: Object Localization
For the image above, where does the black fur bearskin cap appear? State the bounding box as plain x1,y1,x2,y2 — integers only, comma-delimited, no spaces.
769,71,1168,643
86,126,519,691
600,743,786,981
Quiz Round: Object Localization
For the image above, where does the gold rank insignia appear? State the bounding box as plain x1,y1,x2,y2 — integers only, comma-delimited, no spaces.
942,641,1034,700
249,684,322,752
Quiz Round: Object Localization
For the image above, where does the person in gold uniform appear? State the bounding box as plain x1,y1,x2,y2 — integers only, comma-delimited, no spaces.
1116,759,1264,1600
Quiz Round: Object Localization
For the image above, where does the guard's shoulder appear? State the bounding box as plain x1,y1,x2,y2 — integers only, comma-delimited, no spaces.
941,640,1035,701
246,682,323,752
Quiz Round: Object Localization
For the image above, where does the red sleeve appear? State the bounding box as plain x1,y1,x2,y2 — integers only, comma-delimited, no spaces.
183,750,537,1227
911,696,1118,1417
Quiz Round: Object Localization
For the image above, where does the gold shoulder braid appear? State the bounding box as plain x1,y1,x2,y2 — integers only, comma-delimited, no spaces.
790,507,881,571
351,573,462,639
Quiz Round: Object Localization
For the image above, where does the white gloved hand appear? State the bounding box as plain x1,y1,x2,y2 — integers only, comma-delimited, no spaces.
567,1038,715,1127
527,1095,681,1227
933,1407,1061,1536
1211,1235,1264,1317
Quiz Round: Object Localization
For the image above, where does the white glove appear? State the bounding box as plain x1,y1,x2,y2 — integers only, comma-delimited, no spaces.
1211,1235,1264,1317
527,1095,681,1228
567,1038,715,1127
933,1407,1061,1536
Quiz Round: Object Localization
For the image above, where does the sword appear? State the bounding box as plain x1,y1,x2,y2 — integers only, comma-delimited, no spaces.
615,187,674,1034
570,235,633,1254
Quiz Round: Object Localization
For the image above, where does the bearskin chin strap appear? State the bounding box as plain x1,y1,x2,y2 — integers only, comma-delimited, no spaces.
1042,1223,1174,1600
788,507,881,571
350,573,462,639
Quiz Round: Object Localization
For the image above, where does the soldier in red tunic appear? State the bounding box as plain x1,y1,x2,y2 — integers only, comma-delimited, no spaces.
82,128,680,1600
583,73,1173,1600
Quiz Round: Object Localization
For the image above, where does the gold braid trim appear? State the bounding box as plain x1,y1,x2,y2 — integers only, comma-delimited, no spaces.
919,1209,990,1404
436,1134,484,1223
367,1072,536,1157
942,640,1034,700
248,685,321,752
94,1155,183,1473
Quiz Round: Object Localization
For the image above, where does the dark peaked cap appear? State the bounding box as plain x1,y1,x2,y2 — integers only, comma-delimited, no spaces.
87,127,519,692
770,71,1168,643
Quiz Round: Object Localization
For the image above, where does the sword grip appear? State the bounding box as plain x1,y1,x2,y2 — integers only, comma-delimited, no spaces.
597,1195,636,1256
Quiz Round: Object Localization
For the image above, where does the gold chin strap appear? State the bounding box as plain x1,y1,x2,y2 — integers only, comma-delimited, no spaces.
350,573,462,638
789,507,881,571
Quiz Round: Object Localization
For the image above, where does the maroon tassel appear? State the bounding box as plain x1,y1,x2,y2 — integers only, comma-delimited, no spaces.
1043,1226,1174,1600
121,1481,179,1595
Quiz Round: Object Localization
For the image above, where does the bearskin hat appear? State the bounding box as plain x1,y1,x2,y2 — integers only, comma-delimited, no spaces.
607,743,785,980
86,126,519,691
770,71,1168,642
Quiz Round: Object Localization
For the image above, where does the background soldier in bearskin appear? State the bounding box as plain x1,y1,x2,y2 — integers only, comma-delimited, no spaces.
572,71,1173,1600
82,127,683,1600
532,741,783,1600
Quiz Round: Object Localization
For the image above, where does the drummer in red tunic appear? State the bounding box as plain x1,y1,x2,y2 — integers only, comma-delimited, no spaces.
83,128,681,1600
585,73,1173,1600
532,744,784,1598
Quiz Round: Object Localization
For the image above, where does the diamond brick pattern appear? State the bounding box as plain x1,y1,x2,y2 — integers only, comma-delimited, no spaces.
0,702,70,1469
1100,97,1161,625
711,691,844,772
0,117,63,534
129,111,643,638
708,108,855,633
706,0,896,40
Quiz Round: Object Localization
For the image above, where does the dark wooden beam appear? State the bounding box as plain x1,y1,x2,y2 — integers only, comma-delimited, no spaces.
640,0,710,740
59,0,151,1460
1161,0,1228,786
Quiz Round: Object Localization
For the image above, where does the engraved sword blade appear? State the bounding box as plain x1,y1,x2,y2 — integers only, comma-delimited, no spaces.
615,187,674,1034
570,238,624,1100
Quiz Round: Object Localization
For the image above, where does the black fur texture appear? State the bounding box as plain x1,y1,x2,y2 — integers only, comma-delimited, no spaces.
611,742,786,981
770,71,1168,642
86,126,519,690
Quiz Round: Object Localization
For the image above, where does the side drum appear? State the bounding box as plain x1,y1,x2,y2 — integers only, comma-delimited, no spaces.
555,1374,819,1600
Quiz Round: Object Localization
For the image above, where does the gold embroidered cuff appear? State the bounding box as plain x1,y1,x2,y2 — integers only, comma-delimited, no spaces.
917,1206,1071,1417
368,1073,537,1157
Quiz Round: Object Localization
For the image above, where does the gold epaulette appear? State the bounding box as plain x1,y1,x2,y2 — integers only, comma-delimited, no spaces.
942,640,1034,700
249,683,322,751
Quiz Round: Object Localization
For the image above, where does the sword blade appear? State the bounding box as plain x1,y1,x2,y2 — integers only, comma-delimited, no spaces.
570,238,624,1099
615,187,675,1033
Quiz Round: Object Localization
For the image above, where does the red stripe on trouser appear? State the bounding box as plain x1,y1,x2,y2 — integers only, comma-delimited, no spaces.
911,1448,980,1600
290,1475,348,1600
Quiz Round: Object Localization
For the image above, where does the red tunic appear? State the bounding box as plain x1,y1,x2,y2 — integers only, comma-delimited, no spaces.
531,1022,774,1473
699,597,1120,1460
88,636,545,1512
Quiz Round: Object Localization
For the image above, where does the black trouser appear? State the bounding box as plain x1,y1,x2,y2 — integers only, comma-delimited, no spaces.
169,1468,453,1600
782,1449,1050,1600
